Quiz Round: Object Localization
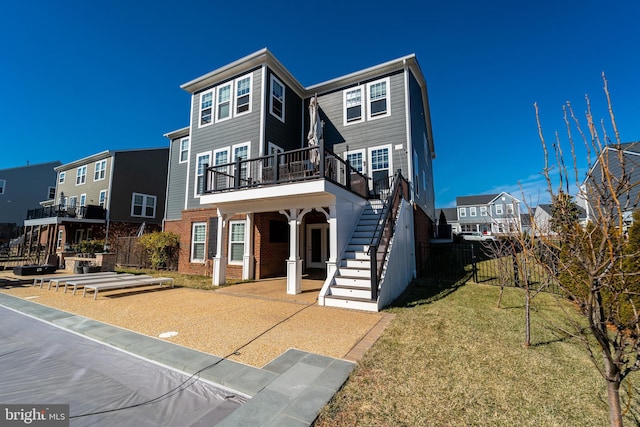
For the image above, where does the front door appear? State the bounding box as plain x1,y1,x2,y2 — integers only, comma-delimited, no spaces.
306,224,329,269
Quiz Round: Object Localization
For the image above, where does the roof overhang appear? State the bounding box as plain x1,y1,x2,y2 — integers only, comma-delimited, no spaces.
24,218,106,227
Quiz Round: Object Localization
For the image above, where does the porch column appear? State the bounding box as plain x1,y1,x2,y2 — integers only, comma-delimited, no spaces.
243,213,255,280
280,208,302,294
212,213,227,286
327,204,338,279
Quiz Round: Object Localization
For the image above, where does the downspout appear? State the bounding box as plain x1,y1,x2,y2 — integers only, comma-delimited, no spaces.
104,155,115,251
258,65,266,157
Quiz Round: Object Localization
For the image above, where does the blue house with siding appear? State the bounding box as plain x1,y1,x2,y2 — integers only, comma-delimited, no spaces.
164,49,436,311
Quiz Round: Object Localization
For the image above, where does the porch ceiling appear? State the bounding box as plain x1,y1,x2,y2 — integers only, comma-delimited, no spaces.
199,180,362,215
23,217,106,227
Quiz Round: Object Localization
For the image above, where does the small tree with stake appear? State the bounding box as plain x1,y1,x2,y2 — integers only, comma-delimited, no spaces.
529,73,640,426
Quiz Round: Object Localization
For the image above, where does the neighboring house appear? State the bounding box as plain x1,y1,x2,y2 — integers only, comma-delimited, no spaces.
164,48,436,311
436,207,459,236
0,161,60,245
23,149,168,257
533,203,587,236
580,142,640,229
455,192,522,235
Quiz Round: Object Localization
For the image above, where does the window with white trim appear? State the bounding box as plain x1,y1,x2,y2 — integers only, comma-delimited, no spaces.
179,137,189,163
507,203,514,215
495,204,504,215
235,75,252,115
80,194,86,207
199,90,213,126
232,142,250,183
215,82,232,121
56,230,63,249
191,222,206,263
228,220,245,263
459,207,467,217
69,196,78,209
367,78,390,120
99,190,107,208
344,149,365,173
213,148,230,190
94,160,106,181
131,193,157,218
58,172,65,184
270,75,285,122
195,152,211,195
76,165,87,185
0,179,5,195
344,87,363,124
470,207,477,217
480,206,488,216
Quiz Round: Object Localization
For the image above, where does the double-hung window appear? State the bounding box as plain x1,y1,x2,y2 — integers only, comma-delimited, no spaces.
59,172,65,184
94,160,106,181
235,75,252,115
270,75,285,122
131,193,156,218
367,78,390,119
507,204,514,215
232,143,250,184
99,190,108,208
344,149,365,173
48,187,56,200
344,87,363,124
179,138,189,163
200,90,213,126
495,204,504,215
195,152,211,196
76,165,87,185
80,194,86,207
213,148,230,190
216,83,232,121
480,206,488,216
459,207,467,218
470,207,477,217
229,221,245,263
191,222,206,263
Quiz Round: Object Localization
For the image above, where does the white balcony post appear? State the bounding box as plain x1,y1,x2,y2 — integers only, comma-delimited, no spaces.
243,213,254,280
280,208,302,294
213,213,227,286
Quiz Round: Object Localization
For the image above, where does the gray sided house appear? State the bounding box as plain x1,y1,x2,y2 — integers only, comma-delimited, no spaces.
533,203,587,236
581,142,640,228
164,48,436,312
24,148,168,257
456,192,522,235
0,161,60,244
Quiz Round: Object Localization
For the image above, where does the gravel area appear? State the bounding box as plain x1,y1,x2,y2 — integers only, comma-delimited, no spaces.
1,275,387,368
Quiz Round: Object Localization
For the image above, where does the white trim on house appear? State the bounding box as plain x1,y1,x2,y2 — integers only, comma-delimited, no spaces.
215,81,232,122
190,222,206,263
75,165,87,186
199,90,214,128
366,77,391,121
131,192,157,218
93,160,107,181
194,151,212,198
179,137,190,164
228,220,246,265
269,74,285,122
343,86,364,126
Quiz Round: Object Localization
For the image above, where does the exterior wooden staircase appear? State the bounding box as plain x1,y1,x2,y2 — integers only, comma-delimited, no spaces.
323,200,385,312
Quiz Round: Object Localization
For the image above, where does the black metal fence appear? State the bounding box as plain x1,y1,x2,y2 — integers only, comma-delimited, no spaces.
420,242,562,295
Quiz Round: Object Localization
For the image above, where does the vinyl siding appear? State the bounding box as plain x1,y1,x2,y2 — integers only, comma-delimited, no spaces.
187,68,263,210
166,137,188,220
109,149,169,223
408,71,435,220
318,71,408,181
57,157,112,212
0,161,60,225
264,69,303,152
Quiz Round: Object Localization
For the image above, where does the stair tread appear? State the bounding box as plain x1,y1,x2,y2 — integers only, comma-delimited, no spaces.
325,295,376,303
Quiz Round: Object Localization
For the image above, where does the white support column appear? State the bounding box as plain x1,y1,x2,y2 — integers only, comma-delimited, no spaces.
243,213,254,280
326,205,338,278
280,208,302,294
212,213,227,286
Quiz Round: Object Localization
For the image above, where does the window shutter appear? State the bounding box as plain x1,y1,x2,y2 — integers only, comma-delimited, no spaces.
208,217,218,259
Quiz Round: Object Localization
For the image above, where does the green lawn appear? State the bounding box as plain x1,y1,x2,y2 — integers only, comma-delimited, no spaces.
314,279,640,426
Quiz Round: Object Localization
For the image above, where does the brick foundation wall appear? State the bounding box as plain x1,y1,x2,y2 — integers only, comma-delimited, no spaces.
164,208,217,277
254,212,289,279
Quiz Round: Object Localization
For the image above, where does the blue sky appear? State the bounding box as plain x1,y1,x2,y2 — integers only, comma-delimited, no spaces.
2,0,639,208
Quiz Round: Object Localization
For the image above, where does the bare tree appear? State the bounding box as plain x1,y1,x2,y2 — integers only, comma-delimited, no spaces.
529,74,640,426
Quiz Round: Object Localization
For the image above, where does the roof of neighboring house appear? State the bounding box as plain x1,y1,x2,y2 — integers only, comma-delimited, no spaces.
437,207,458,222
456,194,499,206
536,203,587,219
0,161,61,173
520,213,532,226
55,147,169,171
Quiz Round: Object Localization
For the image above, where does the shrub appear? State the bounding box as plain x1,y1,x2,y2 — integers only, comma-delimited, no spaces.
137,231,180,269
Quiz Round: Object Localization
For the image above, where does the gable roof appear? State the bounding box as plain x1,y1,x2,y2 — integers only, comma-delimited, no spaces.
456,194,499,206
438,207,458,222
